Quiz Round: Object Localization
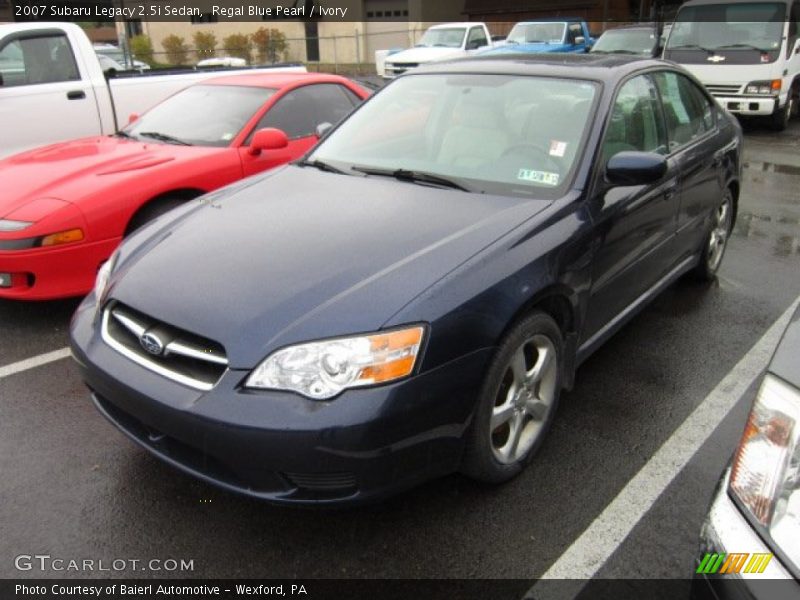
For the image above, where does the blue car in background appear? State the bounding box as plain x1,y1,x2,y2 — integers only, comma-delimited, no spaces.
481,18,595,55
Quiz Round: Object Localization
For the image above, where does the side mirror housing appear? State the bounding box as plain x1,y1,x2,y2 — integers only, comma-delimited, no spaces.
606,151,667,186
128,113,139,124
249,127,289,156
315,122,333,139
575,36,586,46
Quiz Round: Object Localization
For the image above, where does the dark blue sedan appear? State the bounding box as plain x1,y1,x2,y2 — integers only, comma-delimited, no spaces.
70,54,743,505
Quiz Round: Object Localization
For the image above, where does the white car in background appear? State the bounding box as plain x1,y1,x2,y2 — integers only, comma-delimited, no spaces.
382,22,494,79
197,57,248,68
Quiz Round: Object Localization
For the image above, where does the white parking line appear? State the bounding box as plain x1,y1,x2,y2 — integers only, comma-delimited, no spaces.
527,294,800,599
0,347,72,381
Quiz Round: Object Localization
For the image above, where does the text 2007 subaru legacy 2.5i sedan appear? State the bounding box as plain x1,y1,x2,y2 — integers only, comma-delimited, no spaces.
70,54,742,505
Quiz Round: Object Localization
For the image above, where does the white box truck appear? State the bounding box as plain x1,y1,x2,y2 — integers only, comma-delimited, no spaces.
663,0,800,130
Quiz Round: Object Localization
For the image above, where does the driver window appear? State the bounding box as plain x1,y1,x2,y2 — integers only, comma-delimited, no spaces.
467,27,489,48
601,75,666,165
0,35,79,87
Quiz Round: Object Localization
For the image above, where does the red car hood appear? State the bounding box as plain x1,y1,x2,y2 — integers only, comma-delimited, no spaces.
0,136,221,218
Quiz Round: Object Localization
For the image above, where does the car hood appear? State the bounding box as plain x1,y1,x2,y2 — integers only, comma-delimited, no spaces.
481,42,571,54
111,166,551,368
386,46,465,63
0,136,216,218
769,303,800,390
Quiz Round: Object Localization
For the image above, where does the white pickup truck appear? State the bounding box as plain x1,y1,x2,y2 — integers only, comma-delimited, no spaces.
382,22,494,79
0,22,305,158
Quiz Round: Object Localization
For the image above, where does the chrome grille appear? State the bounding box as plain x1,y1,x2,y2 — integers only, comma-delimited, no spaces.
102,302,228,391
705,84,742,96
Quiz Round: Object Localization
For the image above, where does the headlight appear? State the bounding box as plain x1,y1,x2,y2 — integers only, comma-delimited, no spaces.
745,80,781,95
93,251,118,305
0,219,33,232
245,325,425,400
730,374,800,571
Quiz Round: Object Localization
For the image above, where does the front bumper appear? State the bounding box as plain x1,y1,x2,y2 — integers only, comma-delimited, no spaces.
0,237,119,300
692,470,796,600
70,298,493,505
713,96,779,117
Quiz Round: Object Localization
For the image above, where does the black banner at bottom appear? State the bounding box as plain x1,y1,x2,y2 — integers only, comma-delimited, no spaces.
3,578,799,600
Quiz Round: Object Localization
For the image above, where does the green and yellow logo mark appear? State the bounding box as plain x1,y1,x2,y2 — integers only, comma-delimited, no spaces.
696,552,773,575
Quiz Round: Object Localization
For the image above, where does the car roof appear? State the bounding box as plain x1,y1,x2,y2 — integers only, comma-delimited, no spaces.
411,53,669,82
429,22,475,29
514,17,586,24
200,72,354,90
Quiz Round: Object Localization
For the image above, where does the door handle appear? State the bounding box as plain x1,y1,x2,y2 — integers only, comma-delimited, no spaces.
67,90,86,100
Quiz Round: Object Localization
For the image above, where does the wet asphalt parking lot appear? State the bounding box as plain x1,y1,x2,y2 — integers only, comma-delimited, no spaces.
1,119,799,586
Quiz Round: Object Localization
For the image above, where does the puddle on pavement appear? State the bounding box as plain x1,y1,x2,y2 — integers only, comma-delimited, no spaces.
743,161,800,176
735,160,800,257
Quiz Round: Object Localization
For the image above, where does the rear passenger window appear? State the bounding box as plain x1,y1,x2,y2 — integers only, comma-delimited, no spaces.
255,84,357,140
652,71,715,151
601,75,667,165
0,35,79,87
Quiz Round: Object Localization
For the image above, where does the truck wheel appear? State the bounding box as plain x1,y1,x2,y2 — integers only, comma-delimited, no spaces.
461,311,562,483
770,93,795,132
126,196,186,235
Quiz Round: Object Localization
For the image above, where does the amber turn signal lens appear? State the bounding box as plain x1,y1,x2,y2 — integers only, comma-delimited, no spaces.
40,228,85,247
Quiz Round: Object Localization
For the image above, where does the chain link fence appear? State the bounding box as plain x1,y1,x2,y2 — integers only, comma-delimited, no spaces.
132,26,435,77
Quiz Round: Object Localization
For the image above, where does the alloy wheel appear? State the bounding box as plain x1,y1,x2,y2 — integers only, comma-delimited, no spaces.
490,334,558,464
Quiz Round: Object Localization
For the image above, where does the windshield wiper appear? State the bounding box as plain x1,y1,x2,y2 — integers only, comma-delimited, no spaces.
113,130,136,140
138,131,191,146
351,166,472,192
714,43,771,52
667,43,714,52
295,158,347,174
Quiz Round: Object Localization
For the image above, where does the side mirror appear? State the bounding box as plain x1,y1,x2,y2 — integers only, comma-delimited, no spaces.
575,36,586,45
315,122,333,139
248,127,289,156
606,151,667,186
128,113,139,124
466,40,483,50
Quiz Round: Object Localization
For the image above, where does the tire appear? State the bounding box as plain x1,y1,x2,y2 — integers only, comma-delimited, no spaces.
692,188,734,281
461,311,563,483
770,92,795,132
126,196,187,235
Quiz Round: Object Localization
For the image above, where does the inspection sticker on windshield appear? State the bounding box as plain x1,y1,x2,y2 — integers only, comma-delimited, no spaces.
518,169,560,186
549,140,568,157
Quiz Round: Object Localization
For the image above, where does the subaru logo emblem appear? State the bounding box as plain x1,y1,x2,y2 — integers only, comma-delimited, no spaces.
707,55,726,63
140,332,164,356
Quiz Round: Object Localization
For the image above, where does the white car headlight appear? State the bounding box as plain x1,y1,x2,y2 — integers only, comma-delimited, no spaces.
0,219,33,232
730,374,800,570
245,326,425,400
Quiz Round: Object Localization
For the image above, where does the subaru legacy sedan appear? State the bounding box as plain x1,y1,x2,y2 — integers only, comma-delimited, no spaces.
70,54,742,505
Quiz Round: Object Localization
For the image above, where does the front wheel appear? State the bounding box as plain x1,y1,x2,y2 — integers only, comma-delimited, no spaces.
461,312,563,483
693,189,734,281
770,93,795,132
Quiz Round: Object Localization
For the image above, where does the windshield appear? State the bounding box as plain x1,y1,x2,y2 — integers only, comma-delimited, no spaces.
666,3,785,54
593,29,658,54
416,28,467,48
506,22,567,44
124,85,276,147
309,73,598,198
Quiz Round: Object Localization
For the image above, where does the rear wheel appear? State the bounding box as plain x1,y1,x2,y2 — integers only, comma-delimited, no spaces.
693,188,733,281
461,312,562,483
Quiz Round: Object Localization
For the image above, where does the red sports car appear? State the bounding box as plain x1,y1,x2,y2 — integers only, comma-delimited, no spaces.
0,72,368,300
